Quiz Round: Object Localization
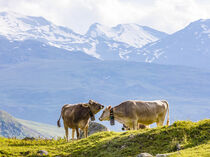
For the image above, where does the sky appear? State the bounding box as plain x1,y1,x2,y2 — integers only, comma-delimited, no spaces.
0,0,210,34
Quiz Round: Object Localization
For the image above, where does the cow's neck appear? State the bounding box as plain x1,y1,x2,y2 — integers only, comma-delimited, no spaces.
112,107,126,124
88,107,95,121
109,108,114,125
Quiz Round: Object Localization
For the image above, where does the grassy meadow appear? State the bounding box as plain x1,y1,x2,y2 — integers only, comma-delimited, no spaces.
0,119,209,157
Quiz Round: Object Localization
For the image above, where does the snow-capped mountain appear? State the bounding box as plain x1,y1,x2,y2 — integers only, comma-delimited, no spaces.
1,11,210,68
86,23,167,48
139,19,210,68
0,12,168,60
0,12,82,42
0,12,89,54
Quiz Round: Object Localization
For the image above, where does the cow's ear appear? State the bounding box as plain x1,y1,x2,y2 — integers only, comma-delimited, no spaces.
82,103,89,108
108,105,112,110
89,100,93,104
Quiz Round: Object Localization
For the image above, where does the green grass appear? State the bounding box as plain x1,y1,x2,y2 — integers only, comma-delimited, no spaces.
0,119,209,157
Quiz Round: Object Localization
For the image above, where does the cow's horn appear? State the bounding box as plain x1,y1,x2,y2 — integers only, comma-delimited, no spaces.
82,103,89,108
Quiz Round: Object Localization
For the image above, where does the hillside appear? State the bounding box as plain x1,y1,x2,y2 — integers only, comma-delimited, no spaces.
0,35,97,64
0,110,64,138
0,110,42,138
0,119,209,157
1,52,210,129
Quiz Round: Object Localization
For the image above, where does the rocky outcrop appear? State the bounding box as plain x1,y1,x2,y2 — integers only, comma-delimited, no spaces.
37,150,48,156
156,154,169,157
136,153,171,157
79,122,108,138
136,153,153,157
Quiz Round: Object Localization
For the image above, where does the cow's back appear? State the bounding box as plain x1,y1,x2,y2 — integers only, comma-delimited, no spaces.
134,100,167,124
116,101,137,118
62,104,75,119
62,104,90,129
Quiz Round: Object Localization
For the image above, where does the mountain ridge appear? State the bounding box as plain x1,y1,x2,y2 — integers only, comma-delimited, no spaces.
0,110,43,138
0,11,168,60
0,109,64,138
85,22,168,48
139,18,210,68
1,11,210,68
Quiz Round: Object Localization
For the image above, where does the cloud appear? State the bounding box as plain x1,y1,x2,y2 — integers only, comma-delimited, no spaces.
0,0,210,34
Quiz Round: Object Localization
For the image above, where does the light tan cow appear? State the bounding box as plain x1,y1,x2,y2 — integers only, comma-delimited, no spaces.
99,100,169,130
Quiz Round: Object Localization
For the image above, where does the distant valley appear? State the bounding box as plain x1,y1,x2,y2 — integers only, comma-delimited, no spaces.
0,11,210,131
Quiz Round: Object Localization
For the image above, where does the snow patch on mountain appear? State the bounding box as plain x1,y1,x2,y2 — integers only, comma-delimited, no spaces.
86,23,167,48
0,11,210,68
0,11,87,47
0,11,169,61
83,42,101,59
139,19,210,68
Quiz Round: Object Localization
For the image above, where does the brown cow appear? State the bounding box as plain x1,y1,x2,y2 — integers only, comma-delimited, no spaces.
99,100,169,130
57,100,104,141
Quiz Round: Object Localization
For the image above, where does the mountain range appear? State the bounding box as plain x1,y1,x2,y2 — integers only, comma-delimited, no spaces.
140,19,210,68
1,11,210,69
0,12,167,60
0,11,210,131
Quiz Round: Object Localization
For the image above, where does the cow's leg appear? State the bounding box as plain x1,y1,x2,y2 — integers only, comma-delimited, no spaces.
157,112,167,127
156,121,161,127
132,120,138,130
85,126,88,138
72,129,75,141
64,125,69,142
157,121,164,127
81,127,88,138
158,120,165,127
156,117,164,127
76,127,80,139
138,123,147,129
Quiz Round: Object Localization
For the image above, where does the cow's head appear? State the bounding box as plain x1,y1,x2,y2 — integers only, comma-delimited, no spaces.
99,105,111,121
82,100,104,114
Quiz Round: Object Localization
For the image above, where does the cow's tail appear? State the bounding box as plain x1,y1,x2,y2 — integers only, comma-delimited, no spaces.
57,113,62,128
165,101,170,126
